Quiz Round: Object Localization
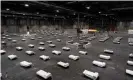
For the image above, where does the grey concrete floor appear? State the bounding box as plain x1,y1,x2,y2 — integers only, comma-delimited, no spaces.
1,31,133,80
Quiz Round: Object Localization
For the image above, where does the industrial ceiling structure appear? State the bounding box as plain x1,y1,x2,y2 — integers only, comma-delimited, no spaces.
1,1,133,21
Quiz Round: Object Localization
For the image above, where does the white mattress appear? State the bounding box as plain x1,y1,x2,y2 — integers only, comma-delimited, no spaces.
52,50,61,55
20,61,32,67
49,44,56,47
22,39,26,41
8,54,17,60
40,55,50,61
57,61,69,68
129,53,133,58
39,42,45,45
104,49,113,53
36,70,52,79
47,41,52,43
127,60,133,66
79,51,87,55
92,60,106,68
0,50,6,54
38,47,45,50
69,55,79,60
83,70,99,80
57,39,61,42
99,54,111,60
28,44,34,47
62,47,70,51
12,40,17,43
25,50,35,55
126,69,133,76
16,47,23,50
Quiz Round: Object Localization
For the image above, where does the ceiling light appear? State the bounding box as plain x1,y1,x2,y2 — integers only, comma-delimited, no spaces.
25,4,29,7
37,12,39,14
6,8,10,11
56,10,59,13
106,15,107,16
73,13,76,15
55,15,57,16
86,6,90,9
99,12,101,14
23,14,25,15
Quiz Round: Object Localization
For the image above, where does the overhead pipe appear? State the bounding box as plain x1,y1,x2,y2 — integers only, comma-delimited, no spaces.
1,10,64,18
111,7,133,10
31,1,95,17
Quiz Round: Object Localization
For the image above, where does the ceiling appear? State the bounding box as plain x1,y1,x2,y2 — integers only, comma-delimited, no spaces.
1,1,133,21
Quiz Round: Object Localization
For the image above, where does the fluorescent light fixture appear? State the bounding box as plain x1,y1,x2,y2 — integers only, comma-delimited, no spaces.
25,4,29,7
86,7,90,9
56,10,59,13
37,12,39,14
6,8,10,11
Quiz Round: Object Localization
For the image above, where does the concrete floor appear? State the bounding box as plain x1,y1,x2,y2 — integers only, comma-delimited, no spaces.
1,30,133,80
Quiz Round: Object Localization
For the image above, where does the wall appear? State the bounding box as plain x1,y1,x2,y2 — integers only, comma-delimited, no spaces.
117,21,132,31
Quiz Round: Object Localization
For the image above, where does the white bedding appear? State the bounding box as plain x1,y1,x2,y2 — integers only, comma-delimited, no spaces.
8,54,17,60
83,70,99,80
36,70,52,79
57,61,69,68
